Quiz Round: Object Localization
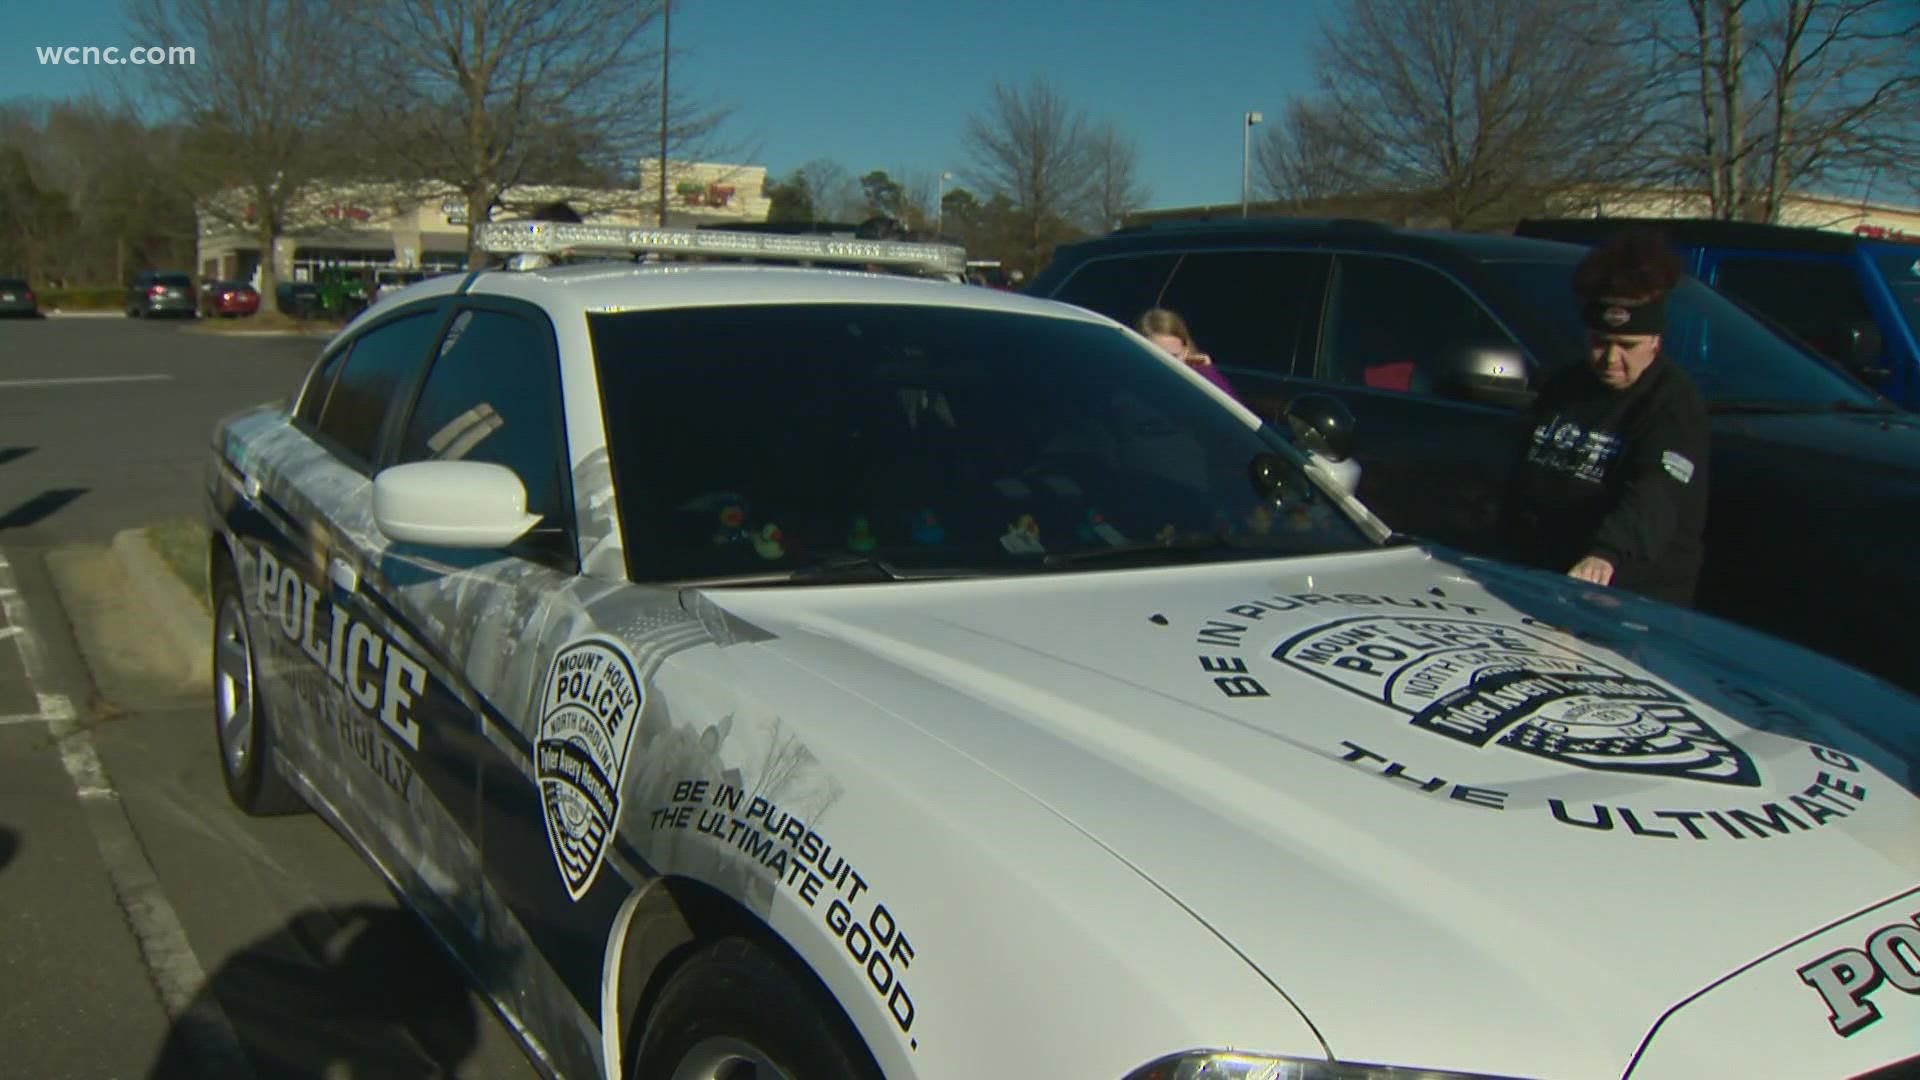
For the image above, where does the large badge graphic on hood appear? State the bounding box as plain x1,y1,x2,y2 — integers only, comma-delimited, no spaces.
537,638,643,900
1277,616,1759,786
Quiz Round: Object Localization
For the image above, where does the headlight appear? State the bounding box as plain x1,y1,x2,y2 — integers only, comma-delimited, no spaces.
1126,1051,1525,1080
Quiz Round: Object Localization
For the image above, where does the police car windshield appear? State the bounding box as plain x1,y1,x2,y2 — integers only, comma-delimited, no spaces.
588,304,1379,583
1484,261,1881,408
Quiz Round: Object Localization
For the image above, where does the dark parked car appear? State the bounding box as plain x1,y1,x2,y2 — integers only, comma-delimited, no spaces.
1518,218,1920,412
275,280,322,319
127,269,198,318
0,277,38,317
1029,218,1920,693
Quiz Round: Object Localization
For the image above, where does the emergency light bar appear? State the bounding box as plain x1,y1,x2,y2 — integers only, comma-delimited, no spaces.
475,221,967,276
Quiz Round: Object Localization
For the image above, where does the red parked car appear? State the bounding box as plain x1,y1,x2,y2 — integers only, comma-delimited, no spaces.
200,280,260,317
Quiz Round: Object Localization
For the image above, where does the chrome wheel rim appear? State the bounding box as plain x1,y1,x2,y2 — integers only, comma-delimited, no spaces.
213,591,255,778
668,1037,793,1080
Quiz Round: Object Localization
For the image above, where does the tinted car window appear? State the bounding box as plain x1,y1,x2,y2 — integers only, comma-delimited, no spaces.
589,304,1374,582
1321,254,1517,393
0,278,27,289
1712,257,1873,363
1048,254,1179,325
1156,251,1330,378
1874,250,1920,341
315,310,442,468
156,273,193,287
398,308,573,565
1482,261,1880,406
294,346,349,425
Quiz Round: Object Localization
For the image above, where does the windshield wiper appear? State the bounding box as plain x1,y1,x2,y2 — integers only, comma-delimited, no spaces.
1042,531,1249,568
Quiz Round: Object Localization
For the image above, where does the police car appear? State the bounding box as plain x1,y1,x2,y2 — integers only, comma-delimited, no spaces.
205,222,1920,1080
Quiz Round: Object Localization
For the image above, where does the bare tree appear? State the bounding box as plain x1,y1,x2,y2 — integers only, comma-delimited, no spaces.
1651,0,1920,220
130,0,355,313
1084,122,1146,234
962,78,1097,271
793,158,865,221
346,0,728,267
1283,0,1663,229
1256,99,1370,204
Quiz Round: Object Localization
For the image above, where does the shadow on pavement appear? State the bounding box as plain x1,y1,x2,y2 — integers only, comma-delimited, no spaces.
149,903,484,1079
0,446,34,467
0,826,15,873
0,487,87,531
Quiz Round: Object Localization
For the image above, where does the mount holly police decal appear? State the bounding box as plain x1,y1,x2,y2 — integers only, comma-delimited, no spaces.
1277,616,1760,787
537,638,643,900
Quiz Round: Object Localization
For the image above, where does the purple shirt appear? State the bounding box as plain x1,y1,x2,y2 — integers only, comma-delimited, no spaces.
1191,361,1238,400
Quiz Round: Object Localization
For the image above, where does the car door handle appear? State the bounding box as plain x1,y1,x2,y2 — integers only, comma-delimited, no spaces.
328,556,359,594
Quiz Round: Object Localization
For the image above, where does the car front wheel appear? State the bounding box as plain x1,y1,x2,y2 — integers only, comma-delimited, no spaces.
630,938,881,1080
211,564,307,815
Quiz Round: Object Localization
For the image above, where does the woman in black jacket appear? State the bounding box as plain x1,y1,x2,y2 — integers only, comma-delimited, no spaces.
1500,230,1710,606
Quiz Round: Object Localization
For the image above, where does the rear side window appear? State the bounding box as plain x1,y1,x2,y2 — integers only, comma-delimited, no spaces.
1712,257,1873,364
1049,254,1178,324
1155,251,1330,378
294,346,348,424
315,310,443,469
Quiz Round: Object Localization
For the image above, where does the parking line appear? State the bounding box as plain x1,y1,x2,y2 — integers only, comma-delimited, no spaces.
0,551,256,1079
0,375,174,389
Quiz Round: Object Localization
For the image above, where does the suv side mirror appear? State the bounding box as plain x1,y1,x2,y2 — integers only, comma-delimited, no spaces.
1428,344,1532,407
1282,393,1356,464
1837,320,1888,383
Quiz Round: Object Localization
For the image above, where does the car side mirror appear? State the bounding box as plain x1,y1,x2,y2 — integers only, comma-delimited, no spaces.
1282,393,1356,463
1428,344,1532,407
373,461,542,548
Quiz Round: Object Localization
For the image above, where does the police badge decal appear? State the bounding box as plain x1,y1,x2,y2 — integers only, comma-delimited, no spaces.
1277,616,1760,786
537,638,643,900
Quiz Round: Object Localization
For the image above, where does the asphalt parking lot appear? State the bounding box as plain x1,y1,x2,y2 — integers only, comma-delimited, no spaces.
0,314,538,1079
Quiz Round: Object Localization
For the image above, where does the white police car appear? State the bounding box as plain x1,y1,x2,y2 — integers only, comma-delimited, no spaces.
205,222,1920,1080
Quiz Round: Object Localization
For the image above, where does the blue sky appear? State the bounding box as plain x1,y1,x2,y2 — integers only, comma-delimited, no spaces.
2,0,1337,211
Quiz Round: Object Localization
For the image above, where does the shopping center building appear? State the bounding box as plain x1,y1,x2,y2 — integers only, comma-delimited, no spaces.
194,161,773,285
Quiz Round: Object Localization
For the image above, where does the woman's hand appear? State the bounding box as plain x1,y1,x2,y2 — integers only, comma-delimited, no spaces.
1567,555,1615,586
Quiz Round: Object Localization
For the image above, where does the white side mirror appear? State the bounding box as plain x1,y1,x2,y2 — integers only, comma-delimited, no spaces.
373,461,542,548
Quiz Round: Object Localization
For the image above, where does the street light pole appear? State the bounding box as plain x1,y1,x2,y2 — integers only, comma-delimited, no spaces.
936,171,953,237
658,0,671,227
1242,111,1263,218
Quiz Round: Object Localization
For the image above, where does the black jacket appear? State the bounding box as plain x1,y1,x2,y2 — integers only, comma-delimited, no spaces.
1499,356,1709,605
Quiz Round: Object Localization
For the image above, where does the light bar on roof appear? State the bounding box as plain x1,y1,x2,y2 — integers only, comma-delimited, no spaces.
474,221,967,275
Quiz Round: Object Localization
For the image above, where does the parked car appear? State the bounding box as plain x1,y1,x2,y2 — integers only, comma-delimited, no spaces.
0,277,38,317
1028,218,1920,693
1517,217,1920,411
275,280,322,319
127,269,198,318
203,222,1920,1080
199,279,260,318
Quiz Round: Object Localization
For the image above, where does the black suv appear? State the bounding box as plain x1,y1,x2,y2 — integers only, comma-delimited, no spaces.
1028,218,1920,693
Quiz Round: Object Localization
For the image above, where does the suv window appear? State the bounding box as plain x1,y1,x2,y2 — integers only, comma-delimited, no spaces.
1320,255,1518,395
397,307,573,567
1875,250,1920,340
315,310,443,469
1712,256,1874,364
1049,254,1179,324
1155,251,1330,378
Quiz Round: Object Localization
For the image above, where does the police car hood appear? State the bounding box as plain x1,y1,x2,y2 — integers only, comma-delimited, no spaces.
703,545,1920,1077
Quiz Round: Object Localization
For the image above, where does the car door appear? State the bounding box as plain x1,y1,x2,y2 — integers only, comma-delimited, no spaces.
357,300,620,1042
269,302,501,940
1308,252,1535,549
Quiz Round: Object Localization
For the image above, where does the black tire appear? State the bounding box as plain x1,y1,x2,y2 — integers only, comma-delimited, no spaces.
210,565,307,815
630,938,883,1080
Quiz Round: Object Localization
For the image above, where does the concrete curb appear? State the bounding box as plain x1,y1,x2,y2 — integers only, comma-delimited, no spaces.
110,528,212,688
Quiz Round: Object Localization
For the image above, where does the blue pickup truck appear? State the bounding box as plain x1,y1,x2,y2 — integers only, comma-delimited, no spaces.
1516,218,1920,410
